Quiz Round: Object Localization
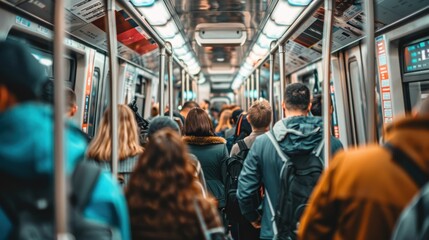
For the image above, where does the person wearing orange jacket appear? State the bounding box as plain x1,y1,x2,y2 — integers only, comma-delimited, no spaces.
298,97,429,240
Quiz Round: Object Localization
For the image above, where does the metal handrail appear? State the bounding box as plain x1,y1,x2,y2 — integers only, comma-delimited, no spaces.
321,0,334,167
159,47,166,116
364,0,377,144
53,0,68,237
116,0,198,80
105,0,120,178
278,43,286,119
269,41,276,128
166,41,174,119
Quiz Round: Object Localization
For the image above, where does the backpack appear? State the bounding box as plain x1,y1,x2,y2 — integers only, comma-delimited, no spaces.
0,160,117,239
224,140,249,223
387,142,429,240
266,131,324,240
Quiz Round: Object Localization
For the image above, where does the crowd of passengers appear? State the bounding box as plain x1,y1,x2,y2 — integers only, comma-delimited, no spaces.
1,40,429,240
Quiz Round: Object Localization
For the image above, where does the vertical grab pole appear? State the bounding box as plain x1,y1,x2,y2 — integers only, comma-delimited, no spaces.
166,42,174,119
180,62,186,106
246,77,250,110
53,0,68,238
364,0,377,143
279,43,286,119
269,41,276,129
256,67,260,100
159,47,166,116
250,73,255,105
321,0,334,167
105,0,119,178
186,73,190,102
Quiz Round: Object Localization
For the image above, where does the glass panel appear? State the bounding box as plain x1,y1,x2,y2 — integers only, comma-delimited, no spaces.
87,67,100,137
408,80,429,110
349,60,367,144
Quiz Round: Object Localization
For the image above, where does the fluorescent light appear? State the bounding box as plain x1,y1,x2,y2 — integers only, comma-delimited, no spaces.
167,34,186,48
138,1,170,26
216,58,225,62
189,65,201,75
245,56,254,65
130,0,155,7
253,43,269,56
288,0,312,6
257,33,275,48
263,19,288,38
243,62,253,71
174,46,189,55
272,1,304,25
154,20,178,38
180,52,193,61
249,51,262,62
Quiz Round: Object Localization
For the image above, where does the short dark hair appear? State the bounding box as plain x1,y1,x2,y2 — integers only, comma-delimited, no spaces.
284,83,311,112
182,101,200,110
247,99,272,129
203,99,210,107
311,94,333,117
148,116,180,137
183,108,215,136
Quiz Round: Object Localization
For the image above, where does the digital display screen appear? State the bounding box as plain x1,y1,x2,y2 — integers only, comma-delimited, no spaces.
403,38,429,73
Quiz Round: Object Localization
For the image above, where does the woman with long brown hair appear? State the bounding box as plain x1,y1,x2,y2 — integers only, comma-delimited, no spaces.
87,104,143,187
126,129,223,239
183,108,229,210
215,109,232,138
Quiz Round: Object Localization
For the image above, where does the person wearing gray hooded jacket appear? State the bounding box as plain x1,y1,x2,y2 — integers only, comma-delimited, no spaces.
237,83,343,239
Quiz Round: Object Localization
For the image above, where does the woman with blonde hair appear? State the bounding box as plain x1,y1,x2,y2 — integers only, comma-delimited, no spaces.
87,104,143,187
215,109,232,137
126,129,224,239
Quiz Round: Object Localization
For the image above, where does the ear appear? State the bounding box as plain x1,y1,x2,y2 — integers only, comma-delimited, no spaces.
307,102,312,113
70,104,78,117
0,85,16,112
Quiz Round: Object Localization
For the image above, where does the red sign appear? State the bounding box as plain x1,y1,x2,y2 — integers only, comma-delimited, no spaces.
376,35,393,124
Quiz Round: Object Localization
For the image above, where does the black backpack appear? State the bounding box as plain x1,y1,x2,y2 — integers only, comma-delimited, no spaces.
0,160,116,239
266,131,324,240
224,140,249,223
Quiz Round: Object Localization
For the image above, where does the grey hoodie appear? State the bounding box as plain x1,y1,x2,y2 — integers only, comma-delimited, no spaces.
237,116,342,239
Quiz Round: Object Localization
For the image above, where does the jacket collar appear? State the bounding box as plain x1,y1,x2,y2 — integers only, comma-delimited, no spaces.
182,135,226,145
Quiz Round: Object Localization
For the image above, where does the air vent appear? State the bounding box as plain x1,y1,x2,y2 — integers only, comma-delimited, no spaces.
195,23,246,46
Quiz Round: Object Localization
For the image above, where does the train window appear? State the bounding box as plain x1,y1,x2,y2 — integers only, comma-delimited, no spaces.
407,80,429,110
87,67,101,138
348,60,367,145
6,33,76,88
135,75,147,116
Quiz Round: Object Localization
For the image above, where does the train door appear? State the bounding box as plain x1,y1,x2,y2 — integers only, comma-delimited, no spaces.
343,45,368,145
84,52,106,138
135,69,151,118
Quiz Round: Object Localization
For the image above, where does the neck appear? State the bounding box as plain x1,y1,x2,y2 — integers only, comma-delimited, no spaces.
285,110,308,118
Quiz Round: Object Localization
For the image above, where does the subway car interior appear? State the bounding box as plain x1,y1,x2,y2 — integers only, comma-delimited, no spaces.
0,0,429,239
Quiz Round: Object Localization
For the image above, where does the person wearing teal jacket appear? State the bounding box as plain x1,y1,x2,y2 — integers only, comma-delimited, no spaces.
0,40,130,240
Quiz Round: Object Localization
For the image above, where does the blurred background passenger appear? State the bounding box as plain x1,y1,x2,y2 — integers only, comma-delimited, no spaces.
211,107,220,128
87,104,143,187
148,104,159,121
126,129,223,239
215,109,233,138
225,108,243,139
183,108,228,210
147,116,207,193
180,100,200,119
310,94,344,155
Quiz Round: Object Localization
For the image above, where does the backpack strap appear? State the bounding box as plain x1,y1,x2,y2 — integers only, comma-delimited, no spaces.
72,160,101,211
237,139,248,152
265,190,278,236
384,142,428,188
266,131,289,162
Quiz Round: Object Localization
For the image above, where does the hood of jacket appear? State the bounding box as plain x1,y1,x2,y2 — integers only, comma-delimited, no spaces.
182,135,226,145
384,116,429,172
0,103,88,179
272,116,323,155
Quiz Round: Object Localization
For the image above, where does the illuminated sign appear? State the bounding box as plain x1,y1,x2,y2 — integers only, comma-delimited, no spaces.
403,38,429,73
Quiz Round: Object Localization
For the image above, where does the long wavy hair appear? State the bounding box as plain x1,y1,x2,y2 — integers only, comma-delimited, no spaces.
87,104,143,161
215,109,232,133
126,129,221,239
